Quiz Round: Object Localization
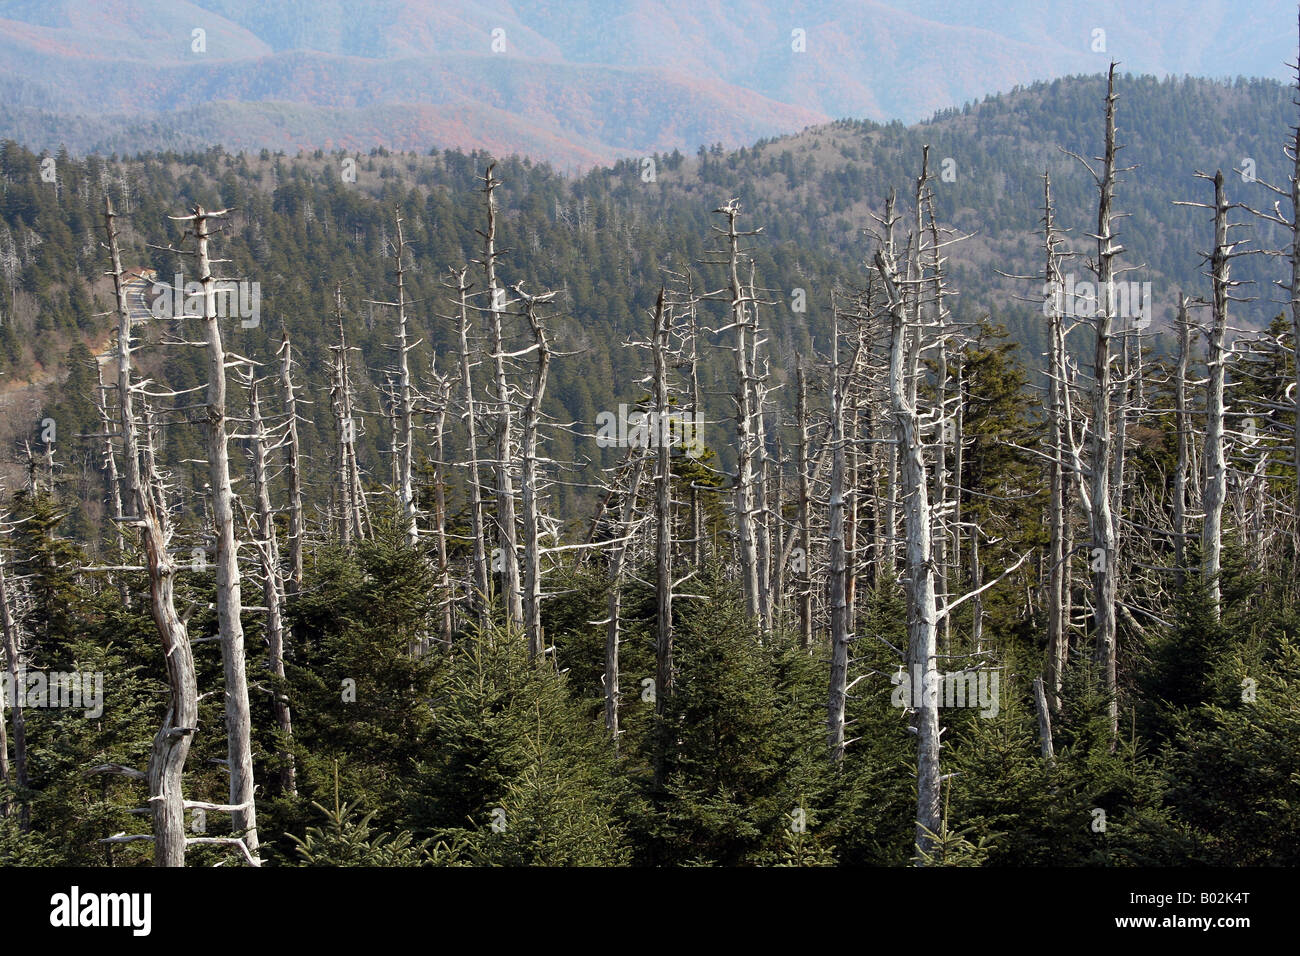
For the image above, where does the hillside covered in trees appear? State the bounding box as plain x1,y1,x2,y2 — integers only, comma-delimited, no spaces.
0,66,1298,868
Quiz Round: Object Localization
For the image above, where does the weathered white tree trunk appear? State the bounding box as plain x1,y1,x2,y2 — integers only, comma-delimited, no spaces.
105,196,198,866
93,362,128,563
1202,171,1231,619
605,448,646,746
1032,676,1056,766
389,213,419,547
747,268,773,631
1290,22,1300,537
796,363,814,648
685,293,705,567
330,287,369,544
429,368,454,646
717,201,763,627
652,290,675,722
452,267,492,623
192,205,259,853
482,166,524,635
276,331,304,595
515,283,553,661
1043,173,1070,710
877,248,941,858
248,379,295,797
1088,67,1122,744
0,542,27,829
827,309,850,762
1174,295,1191,590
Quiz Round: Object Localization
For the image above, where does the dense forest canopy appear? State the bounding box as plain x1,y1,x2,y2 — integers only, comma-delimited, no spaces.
0,67,1297,869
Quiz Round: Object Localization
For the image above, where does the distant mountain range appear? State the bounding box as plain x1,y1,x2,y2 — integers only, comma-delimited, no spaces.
0,0,1295,168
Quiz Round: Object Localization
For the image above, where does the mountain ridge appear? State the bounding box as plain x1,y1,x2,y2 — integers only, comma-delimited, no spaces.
1,0,1294,168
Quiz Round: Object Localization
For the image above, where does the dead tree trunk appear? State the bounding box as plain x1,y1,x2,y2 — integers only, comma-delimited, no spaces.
514,283,553,661
1086,66,1122,744
248,379,295,797
276,331,305,596
481,166,524,636
796,363,814,648
105,196,198,866
1032,676,1056,766
0,541,27,829
428,366,454,646
827,309,850,763
0,637,8,819
451,267,492,622
1202,171,1231,618
747,268,773,631
191,204,258,853
685,291,705,567
716,201,763,627
877,248,942,860
1174,294,1191,589
652,289,674,723
846,385,861,637
331,286,369,544
1044,172,1070,710
1291,25,1300,531
605,448,646,746
380,212,419,548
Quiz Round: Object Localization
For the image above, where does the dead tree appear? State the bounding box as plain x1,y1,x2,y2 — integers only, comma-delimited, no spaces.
1065,64,1127,743
1173,294,1191,589
0,534,27,829
1292,45,1300,526
0,614,8,820
604,446,647,746
1176,170,1251,616
681,286,706,567
1201,172,1234,617
93,362,127,557
1043,172,1071,709
796,363,814,648
876,247,942,859
276,331,305,595
372,211,420,547
102,196,200,866
480,165,524,635
330,286,369,544
826,307,851,762
246,376,295,796
424,362,455,646
713,201,764,628
746,265,775,631
185,204,259,852
651,289,675,724
448,266,492,623
513,283,554,661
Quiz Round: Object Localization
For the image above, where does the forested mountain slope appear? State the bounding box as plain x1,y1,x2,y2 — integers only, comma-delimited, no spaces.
0,70,1297,869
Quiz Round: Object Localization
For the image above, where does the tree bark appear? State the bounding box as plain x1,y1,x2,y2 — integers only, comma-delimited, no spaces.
105,196,198,866
276,331,305,596
1202,171,1230,618
248,380,295,796
515,284,553,661
193,205,259,852
452,268,492,624
877,248,941,858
